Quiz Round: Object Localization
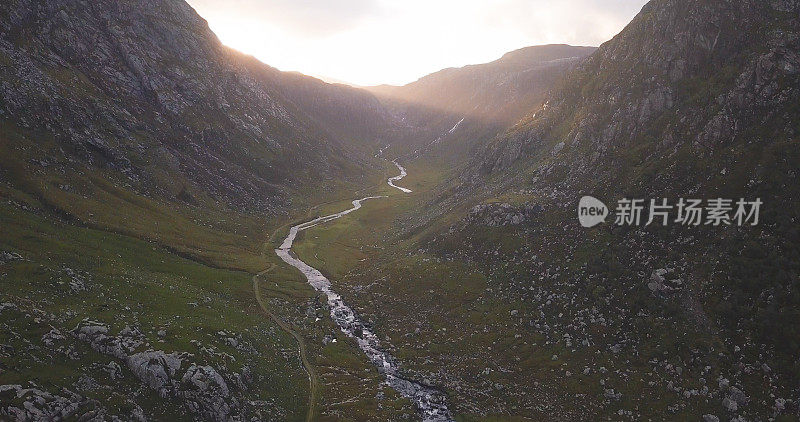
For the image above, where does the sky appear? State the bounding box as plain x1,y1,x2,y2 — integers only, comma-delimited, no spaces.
185,0,649,87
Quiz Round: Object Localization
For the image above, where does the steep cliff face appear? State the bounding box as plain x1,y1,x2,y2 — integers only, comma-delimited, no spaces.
367,44,596,161
479,0,800,178
0,0,391,215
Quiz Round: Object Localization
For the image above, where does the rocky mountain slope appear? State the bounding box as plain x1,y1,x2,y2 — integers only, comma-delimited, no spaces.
479,0,799,177
0,0,427,274
250,65,405,157
367,44,596,161
329,0,800,420
0,0,409,420
0,0,399,218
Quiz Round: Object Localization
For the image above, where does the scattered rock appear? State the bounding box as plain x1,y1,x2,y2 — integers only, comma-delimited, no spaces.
722,396,738,412
647,268,683,294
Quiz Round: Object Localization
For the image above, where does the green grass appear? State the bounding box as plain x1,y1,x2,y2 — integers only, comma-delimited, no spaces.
0,121,427,419
0,202,310,419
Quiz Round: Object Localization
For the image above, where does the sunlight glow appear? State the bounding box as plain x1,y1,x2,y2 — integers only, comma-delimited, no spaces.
186,0,648,86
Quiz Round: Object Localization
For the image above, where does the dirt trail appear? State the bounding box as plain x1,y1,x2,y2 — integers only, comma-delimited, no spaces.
252,266,319,422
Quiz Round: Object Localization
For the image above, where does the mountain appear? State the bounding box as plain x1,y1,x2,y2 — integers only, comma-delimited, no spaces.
0,0,415,270
366,44,596,160
319,0,800,419
479,1,800,176
249,66,404,156
0,0,405,420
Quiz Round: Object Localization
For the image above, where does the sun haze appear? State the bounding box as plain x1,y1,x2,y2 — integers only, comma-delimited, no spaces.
185,0,648,86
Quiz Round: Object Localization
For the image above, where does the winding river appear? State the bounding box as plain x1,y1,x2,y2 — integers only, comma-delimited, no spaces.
388,161,413,193
275,161,453,421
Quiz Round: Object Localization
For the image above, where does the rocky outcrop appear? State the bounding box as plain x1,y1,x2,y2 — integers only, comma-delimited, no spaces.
73,320,143,359
127,351,186,395
179,364,233,420
0,384,105,421
72,320,242,421
647,268,684,295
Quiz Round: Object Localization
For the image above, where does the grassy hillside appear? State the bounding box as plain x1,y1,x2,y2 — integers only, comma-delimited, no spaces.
0,153,421,419
0,200,310,419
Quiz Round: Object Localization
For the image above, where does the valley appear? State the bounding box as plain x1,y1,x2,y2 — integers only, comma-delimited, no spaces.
2,0,800,421
277,164,452,422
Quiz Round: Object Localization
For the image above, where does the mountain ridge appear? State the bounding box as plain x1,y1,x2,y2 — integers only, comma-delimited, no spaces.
365,44,597,161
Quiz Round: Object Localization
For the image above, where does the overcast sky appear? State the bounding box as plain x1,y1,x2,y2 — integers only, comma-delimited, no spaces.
185,0,649,86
